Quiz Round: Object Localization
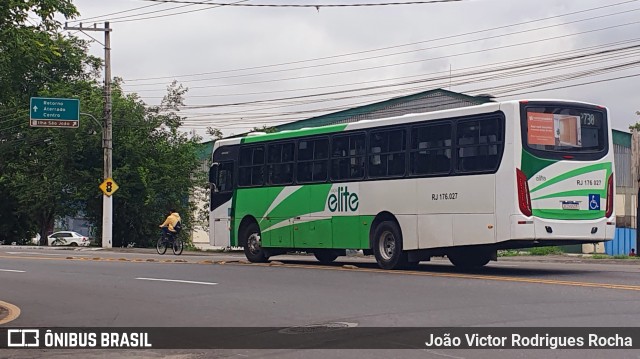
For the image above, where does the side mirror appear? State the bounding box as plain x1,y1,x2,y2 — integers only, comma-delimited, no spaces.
210,183,218,193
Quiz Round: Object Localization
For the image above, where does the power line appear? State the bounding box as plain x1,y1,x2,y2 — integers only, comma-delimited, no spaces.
130,38,640,100
123,0,639,82
143,0,464,7
175,60,640,125
70,3,165,24
106,0,248,24
176,45,640,110
123,7,640,92
125,21,640,93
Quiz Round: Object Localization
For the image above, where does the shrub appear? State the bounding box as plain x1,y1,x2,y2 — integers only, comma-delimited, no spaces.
527,246,564,256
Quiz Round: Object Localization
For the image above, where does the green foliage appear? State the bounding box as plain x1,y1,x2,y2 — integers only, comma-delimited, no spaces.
251,125,277,133
497,249,520,257
590,254,610,259
74,81,202,247
629,111,640,131
0,0,99,244
206,127,224,140
0,3,203,248
527,246,564,256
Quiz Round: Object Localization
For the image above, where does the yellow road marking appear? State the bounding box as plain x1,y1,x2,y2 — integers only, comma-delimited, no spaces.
0,300,21,325
235,262,640,292
0,255,187,263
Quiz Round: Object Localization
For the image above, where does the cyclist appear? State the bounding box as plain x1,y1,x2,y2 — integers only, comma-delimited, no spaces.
159,209,181,240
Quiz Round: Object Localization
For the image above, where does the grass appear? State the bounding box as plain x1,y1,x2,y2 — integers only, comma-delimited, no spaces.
498,249,521,257
588,254,640,260
526,246,564,256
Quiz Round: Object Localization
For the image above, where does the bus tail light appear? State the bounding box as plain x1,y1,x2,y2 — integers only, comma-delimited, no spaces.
516,168,532,217
605,173,614,218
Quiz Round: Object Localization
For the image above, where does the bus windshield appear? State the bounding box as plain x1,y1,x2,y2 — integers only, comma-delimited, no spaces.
521,104,607,159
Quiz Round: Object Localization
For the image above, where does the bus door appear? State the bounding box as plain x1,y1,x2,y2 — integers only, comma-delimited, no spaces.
210,147,237,247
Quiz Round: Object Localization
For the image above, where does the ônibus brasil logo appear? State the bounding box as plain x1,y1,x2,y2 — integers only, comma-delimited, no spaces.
327,186,359,212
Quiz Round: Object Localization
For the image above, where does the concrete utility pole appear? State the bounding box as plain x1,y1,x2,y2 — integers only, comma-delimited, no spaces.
64,22,113,248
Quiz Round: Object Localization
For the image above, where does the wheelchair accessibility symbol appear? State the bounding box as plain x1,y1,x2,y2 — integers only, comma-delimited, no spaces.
588,194,600,210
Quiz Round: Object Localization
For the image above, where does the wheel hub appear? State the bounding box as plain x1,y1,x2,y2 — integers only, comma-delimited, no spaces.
379,231,395,260
248,233,261,254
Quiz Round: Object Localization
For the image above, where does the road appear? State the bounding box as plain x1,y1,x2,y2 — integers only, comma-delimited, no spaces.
1,247,640,358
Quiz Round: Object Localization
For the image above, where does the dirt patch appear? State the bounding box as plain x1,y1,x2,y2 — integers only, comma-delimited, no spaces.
0,305,7,321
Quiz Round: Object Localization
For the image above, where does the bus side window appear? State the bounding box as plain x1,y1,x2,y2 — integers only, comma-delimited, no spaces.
239,146,264,187
267,142,294,185
411,123,451,175
456,118,500,172
297,138,329,183
331,134,365,180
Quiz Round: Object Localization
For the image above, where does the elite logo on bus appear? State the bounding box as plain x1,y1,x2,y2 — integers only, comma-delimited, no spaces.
327,186,359,212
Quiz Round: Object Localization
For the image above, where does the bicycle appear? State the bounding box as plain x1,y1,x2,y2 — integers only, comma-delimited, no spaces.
156,231,183,255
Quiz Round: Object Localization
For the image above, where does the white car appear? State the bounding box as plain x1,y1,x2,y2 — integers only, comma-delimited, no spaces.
48,231,90,247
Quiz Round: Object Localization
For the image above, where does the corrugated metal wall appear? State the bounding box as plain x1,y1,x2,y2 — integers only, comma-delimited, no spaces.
614,144,632,187
605,228,637,255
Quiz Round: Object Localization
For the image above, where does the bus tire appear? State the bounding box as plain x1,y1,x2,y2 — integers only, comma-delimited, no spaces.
242,222,269,263
372,220,408,270
447,249,491,270
314,250,339,264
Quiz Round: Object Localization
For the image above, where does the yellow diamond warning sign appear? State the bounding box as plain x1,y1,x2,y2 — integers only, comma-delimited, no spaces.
99,178,119,196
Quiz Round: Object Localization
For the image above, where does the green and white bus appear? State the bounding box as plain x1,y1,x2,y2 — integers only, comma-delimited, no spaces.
208,100,615,269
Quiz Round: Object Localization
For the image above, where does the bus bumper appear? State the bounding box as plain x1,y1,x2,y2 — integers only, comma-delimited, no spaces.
510,215,614,242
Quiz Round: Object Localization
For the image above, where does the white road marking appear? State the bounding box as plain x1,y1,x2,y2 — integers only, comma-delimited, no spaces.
6,251,65,256
0,269,25,273
136,277,218,286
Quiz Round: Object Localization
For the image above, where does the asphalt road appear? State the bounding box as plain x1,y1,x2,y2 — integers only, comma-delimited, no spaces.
1,247,640,359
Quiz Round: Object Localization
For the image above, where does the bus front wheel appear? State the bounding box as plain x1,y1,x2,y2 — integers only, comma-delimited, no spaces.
372,221,408,270
242,223,269,263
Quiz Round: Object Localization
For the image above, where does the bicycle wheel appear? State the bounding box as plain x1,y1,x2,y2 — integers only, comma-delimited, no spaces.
156,236,167,255
172,238,183,255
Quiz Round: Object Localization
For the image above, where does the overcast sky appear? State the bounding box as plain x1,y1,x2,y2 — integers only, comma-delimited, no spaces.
66,0,640,139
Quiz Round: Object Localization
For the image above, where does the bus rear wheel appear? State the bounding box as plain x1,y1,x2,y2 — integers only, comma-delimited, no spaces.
372,221,408,270
242,223,269,263
314,250,339,264
447,249,491,270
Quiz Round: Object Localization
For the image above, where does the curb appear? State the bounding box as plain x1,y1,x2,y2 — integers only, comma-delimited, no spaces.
0,300,21,325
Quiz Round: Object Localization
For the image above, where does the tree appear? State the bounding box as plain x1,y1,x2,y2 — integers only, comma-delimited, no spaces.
73,81,202,247
628,111,640,131
0,2,211,248
0,0,100,244
251,125,277,133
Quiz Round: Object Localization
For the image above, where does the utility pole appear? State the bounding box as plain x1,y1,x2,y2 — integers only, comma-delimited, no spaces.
64,22,113,248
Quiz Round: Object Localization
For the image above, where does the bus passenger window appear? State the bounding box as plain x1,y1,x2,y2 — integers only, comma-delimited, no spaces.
368,129,405,178
456,117,501,173
297,138,329,183
267,142,294,185
238,146,265,187
410,123,451,175
331,134,365,180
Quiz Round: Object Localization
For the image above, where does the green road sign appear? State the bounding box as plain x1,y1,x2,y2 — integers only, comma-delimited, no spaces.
30,97,80,128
